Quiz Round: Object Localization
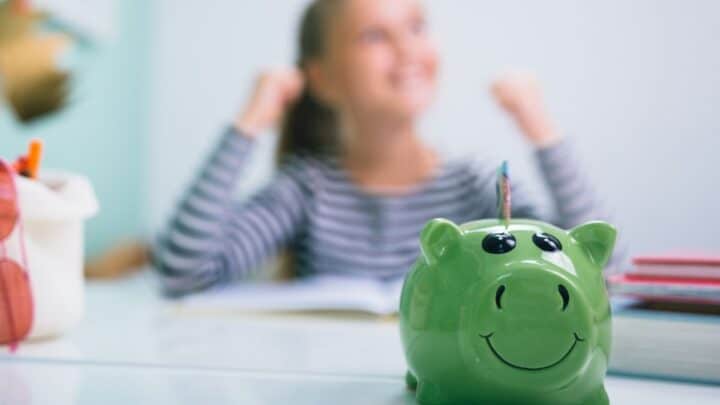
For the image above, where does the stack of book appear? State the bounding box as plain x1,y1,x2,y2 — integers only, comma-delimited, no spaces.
608,254,720,304
607,254,720,384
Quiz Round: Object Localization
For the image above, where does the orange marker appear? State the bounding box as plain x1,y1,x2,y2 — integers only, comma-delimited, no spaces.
26,139,43,179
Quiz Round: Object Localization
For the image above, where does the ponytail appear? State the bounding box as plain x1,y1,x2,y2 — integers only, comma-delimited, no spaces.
276,0,343,165
277,88,338,163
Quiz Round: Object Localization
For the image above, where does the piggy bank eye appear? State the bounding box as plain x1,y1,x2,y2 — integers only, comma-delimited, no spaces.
482,232,516,254
533,232,563,252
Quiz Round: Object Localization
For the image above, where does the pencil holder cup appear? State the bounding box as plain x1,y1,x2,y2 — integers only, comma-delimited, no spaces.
399,218,616,405
6,171,98,341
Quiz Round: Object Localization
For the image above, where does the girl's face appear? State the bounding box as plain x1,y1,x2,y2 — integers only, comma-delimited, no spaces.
313,0,439,122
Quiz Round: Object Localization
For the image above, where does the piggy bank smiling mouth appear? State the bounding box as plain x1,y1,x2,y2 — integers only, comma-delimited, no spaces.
479,331,586,371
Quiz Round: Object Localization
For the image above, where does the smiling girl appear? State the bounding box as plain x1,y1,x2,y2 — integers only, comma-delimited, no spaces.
154,0,618,296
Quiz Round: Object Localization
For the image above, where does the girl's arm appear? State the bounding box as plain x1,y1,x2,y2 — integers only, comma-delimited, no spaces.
154,69,307,296
473,145,627,271
487,73,628,270
532,139,609,229
529,140,628,270
471,140,607,229
152,128,311,297
514,139,610,229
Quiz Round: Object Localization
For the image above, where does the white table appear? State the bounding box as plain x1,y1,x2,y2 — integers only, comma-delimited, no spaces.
2,271,719,404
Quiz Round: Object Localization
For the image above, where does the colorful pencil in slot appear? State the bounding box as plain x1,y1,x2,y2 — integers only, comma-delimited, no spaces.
496,160,511,228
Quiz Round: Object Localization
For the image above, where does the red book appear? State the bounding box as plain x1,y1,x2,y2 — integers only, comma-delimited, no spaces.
632,254,720,280
608,273,720,305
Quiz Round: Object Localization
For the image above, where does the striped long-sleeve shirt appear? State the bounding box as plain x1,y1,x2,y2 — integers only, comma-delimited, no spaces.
153,127,622,296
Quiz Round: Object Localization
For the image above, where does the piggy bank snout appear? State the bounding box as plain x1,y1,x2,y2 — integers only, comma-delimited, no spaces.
491,267,582,315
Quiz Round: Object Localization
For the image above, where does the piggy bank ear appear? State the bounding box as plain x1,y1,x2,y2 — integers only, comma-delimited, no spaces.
569,221,617,268
420,218,462,264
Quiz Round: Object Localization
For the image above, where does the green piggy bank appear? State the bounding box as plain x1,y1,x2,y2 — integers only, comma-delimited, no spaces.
399,218,616,405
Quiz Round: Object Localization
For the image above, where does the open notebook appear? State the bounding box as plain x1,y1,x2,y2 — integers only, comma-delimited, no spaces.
178,275,405,316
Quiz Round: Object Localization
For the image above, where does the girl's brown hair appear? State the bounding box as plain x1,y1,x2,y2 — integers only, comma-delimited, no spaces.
274,1,345,278
277,0,343,163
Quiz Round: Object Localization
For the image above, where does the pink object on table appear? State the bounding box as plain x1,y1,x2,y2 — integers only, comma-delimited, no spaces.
0,160,33,351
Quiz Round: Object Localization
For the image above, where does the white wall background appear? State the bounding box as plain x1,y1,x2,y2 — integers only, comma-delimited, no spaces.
147,0,720,257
